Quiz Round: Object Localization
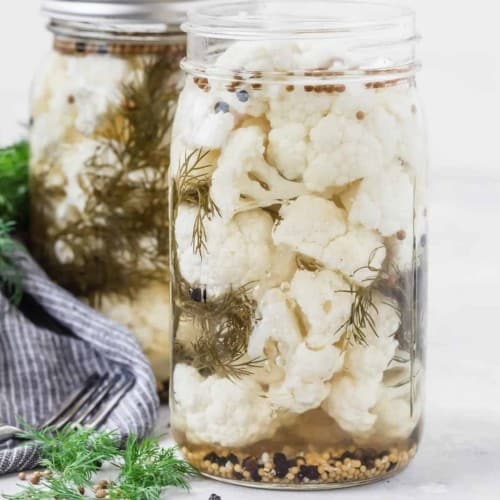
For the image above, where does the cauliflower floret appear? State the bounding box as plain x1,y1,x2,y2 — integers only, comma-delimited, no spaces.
267,87,333,130
322,374,379,436
370,396,419,443
304,113,386,191
289,270,352,349
52,140,100,223
325,298,404,439
99,282,171,380
368,362,423,445
64,55,130,136
273,195,347,256
269,342,344,414
173,364,279,447
215,40,299,74
172,79,235,151
211,126,306,219
302,86,423,192
267,123,309,181
273,196,385,285
322,227,386,287
347,163,414,237
344,297,400,381
175,206,294,298
248,289,303,360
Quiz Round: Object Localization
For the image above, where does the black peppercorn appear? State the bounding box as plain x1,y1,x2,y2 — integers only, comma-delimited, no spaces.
215,101,230,114
273,453,289,478
236,89,250,103
203,452,219,463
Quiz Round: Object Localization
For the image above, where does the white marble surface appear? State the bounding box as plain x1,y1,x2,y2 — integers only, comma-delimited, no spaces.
1,173,499,499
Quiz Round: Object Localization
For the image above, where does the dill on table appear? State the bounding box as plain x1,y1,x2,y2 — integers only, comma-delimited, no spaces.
0,141,29,227
2,426,198,500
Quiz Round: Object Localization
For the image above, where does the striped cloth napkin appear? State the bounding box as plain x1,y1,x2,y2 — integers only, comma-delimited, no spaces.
0,250,159,475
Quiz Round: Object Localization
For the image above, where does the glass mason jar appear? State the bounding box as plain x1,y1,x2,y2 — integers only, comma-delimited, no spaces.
170,0,427,490
29,0,195,385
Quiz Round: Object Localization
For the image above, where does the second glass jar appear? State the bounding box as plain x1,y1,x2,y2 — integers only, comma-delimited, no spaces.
170,0,427,489
29,0,188,384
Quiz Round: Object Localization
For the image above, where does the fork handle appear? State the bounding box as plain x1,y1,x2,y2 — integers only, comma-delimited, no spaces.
0,425,22,444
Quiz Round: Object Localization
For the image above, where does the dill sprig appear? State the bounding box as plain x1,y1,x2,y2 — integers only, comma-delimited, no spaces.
30,57,179,305
336,247,403,347
187,284,263,380
2,426,197,500
0,141,29,227
171,150,262,379
0,220,23,305
108,435,198,499
173,148,220,256
175,282,262,380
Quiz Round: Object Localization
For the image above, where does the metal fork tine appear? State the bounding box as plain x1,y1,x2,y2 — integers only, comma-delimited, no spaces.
70,373,124,428
51,375,109,430
41,374,101,429
86,373,136,430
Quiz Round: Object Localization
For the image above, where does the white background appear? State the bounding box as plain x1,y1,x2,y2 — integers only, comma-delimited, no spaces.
1,2,500,499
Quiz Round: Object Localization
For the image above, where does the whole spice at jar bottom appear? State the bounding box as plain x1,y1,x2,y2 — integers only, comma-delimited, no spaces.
183,444,417,485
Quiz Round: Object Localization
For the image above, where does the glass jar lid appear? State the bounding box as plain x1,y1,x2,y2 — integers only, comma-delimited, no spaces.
42,0,198,26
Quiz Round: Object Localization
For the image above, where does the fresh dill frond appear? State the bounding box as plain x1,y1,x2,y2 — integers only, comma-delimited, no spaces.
173,148,221,256
176,282,263,380
3,426,198,500
18,425,120,485
0,220,23,305
0,141,29,227
336,283,380,347
336,247,404,347
4,478,84,500
108,436,198,499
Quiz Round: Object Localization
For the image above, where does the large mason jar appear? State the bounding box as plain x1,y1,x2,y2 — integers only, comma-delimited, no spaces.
170,0,427,489
29,0,195,385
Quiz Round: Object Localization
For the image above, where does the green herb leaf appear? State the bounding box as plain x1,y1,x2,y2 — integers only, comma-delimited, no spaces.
2,425,198,500
0,141,29,226
108,436,198,499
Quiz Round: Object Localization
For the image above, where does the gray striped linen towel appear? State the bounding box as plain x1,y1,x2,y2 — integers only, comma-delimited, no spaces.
0,250,160,475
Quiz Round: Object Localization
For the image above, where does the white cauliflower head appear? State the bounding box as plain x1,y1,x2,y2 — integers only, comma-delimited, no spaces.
322,374,379,437
344,296,400,381
267,123,309,181
172,364,280,447
175,205,294,298
302,87,422,193
266,87,334,130
99,282,171,380
289,269,352,349
211,126,306,219
172,79,236,151
347,162,414,237
273,195,347,258
274,195,385,286
248,288,303,361
269,342,344,414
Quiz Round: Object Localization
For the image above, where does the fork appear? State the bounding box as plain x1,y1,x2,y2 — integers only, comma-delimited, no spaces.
0,371,135,444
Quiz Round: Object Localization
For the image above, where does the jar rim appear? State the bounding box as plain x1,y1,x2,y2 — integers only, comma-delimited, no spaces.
182,0,416,40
